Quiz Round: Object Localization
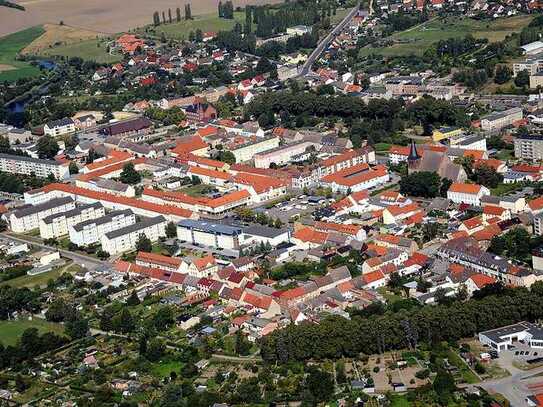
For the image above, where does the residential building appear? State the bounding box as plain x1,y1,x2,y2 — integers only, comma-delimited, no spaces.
39,202,105,239
101,215,167,255
43,117,75,137
230,136,280,163
514,134,543,160
7,197,75,233
447,183,490,206
254,141,316,168
480,108,523,132
177,219,242,250
320,163,389,194
0,153,70,180
69,209,136,246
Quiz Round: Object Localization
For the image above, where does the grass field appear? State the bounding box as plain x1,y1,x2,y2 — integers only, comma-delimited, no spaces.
0,319,64,346
0,266,65,288
140,12,246,40
37,37,121,63
0,26,45,81
360,15,535,57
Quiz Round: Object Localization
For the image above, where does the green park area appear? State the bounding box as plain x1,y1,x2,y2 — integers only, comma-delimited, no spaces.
38,38,121,64
0,26,45,81
360,15,534,57
0,319,64,346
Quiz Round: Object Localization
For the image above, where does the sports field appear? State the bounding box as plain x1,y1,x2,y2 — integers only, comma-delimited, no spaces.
0,319,64,346
360,15,534,57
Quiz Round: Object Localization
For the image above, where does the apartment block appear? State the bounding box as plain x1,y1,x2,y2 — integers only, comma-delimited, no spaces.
7,197,75,233
0,153,70,180
480,108,523,132
39,202,105,239
69,209,136,246
514,134,543,161
101,215,167,255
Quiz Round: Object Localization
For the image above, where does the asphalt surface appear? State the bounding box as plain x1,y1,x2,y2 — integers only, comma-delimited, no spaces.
299,4,361,76
1,232,110,270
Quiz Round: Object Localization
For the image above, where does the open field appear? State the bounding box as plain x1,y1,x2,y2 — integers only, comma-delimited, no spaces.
0,319,64,346
0,0,282,37
20,23,119,64
140,11,247,41
0,25,45,81
360,15,535,57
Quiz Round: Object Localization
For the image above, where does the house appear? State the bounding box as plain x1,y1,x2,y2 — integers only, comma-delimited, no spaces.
185,101,217,123
447,183,490,206
44,118,75,137
73,114,96,129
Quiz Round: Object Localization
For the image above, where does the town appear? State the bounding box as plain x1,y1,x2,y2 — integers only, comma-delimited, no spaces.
2,0,543,406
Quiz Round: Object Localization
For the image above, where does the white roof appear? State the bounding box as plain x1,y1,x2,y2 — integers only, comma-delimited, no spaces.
521,41,543,53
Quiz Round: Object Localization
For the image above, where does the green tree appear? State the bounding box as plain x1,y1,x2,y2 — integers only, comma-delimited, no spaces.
68,161,79,175
514,69,530,88
136,233,152,253
473,164,503,188
305,367,334,402
65,318,89,339
165,221,177,238
120,162,141,185
146,338,166,361
399,171,441,198
218,150,236,164
126,291,140,306
495,65,512,85
36,135,59,159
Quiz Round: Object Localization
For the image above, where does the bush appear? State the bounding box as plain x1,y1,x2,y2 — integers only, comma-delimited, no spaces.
474,362,486,374
373,366,380,373
415,369,430,379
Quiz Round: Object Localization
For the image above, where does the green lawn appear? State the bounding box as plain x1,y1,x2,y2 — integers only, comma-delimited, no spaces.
180,183,216,197
151,359,183,378
360,15,534,57
140,12,246,41
377,287,404,304
0,319,64,346
0,26,45,81
389,395,411,407
447,350,480,384
0,266,63,288
374,142,392,152
38,38,121,63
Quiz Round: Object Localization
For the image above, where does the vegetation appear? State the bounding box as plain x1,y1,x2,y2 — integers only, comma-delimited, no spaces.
399,171,451,198
0,26,45,81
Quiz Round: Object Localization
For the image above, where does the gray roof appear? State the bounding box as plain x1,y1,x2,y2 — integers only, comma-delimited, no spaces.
0,153,65,167
46,117,74,128
178,219,242,236
42,202,103,224
72,209,134,232
480,321,543,343
242,225,289,238
105,215,166,239
94,178,130,193
12,197,73,219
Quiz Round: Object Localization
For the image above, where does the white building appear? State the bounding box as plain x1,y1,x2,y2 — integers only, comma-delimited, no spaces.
0,153,70,180
479,322,543,353
7,197,75,233
177,219,242,250
253,141,316,168
230,136,280,163
69,209,136,247
241,225,291,247
101,215,167,255
320,164,389,194
286,25,312,36
480,108,523,132
40,202,105,239
447,183,490,206
43,118,76,137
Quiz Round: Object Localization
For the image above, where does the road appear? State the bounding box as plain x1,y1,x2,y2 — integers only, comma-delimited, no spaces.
299,3,361,76
0,232,109,270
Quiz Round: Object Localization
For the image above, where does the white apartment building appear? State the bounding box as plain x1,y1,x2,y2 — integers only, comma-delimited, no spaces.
230,136,280,163
43,118,76,137
7,197,75,233
101,215,167,255
480,108,523,132
0,153,70,180
447,183,490,206
39,202,105,239
253,141,316,168
177,219,242,250
69,209,136,247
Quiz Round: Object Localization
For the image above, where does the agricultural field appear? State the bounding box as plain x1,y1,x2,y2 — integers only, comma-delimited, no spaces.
0,25,45,81
0,319,65,346
139,12,247,41
360,14,535,57
36,37,121,64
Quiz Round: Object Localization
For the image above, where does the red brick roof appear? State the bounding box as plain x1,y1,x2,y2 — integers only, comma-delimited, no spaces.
448,183,483,195
136,251,182,268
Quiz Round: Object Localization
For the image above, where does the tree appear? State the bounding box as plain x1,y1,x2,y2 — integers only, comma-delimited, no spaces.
176,7,181,22
184,3,192,20
120,162,141,185
305,367,334,402
146,338,165,361
515,70,530,88
65,318,89,339
136,234,152,253
36,135,59,159
153,11,160,26
166,222,177,238
45,298,75,322
126,291,141,306
168,8,172,23
433,369,456,404
473,164,503,188
495,65,512,85
255,57,274,74
217,150,236,164
112,308,135,334
399,171,441,198
235,330,252,356
69,161,79,175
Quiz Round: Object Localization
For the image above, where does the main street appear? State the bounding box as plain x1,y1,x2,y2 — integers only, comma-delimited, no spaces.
0,232,109,271
299,3,362,76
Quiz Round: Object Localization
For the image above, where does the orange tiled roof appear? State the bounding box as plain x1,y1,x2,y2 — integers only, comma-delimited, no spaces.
469,273,496,289
462,216,483,230
293,227,328,244
321,163,388,187
483,205,506,216
234,172,287,193
78,157,146,181
448,182,483,195
362,270,385,284
385,203,420,217
192,254,216,271
188,165,232,181
529,196,543,211
314,221,362,236
137,251,182,267
171,135,208,155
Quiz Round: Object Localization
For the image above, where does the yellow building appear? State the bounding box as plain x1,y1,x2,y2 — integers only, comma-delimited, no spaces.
432,126,463,142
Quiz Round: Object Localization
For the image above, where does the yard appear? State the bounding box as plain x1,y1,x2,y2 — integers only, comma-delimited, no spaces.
138,12,247,41
37,37,121,64
0,262,76,289
0,319,65,346
360,15,534,57
0,26,45,81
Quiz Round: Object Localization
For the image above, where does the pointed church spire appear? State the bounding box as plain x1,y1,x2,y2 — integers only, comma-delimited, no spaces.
408,139,420,162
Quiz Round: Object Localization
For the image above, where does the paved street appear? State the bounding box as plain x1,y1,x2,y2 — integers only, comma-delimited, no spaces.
1,232,109,270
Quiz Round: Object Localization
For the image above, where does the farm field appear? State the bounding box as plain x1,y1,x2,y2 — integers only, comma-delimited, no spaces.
36,37,122,64
0,0,282,37
0,25,45,81
139,12,247,41
0,319,65,346
359,15,535,57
